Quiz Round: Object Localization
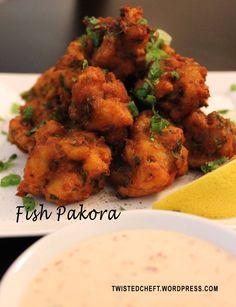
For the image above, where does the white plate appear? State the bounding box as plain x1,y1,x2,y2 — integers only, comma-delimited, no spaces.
0,72,236,237
0,210,236,306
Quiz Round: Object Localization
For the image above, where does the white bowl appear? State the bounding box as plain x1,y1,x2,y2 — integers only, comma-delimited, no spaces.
1,210,236,306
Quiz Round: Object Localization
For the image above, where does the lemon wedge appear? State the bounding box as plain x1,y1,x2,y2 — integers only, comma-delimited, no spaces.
152,159,236,219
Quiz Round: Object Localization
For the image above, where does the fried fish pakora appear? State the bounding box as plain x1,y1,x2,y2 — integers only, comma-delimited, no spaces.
9,40,87,152
111,110,188,197
17,120,112,205
155,55,209,121
183,110,236,168
135,38,209,122
70,66,133,144
90,6,150,80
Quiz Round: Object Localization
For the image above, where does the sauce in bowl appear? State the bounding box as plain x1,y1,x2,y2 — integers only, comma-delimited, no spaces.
21,229,236,306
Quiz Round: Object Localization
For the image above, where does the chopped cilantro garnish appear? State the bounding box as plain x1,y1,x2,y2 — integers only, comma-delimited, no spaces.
119,206,126,211
230,84,236,92
0,154,17,172
23,195,36,211
217,109,229,115
148,61,163,83
25,121,46,137
1,130,8,136
150,105,170,136
146,34,169,64
86,28,100,47
0,174,21,187
171,71,180,80
137,18,148,25
21,90,32,102
128,101,139,118
84,16,100,26
145,95,156,104
150,113,169,134
59,74,71,95
11,103,20,114
200,156,229,174
22,106,34,122
82,59,89,69
134,79,155,104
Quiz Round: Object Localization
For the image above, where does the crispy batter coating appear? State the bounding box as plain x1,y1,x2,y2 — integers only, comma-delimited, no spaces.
70,66,133,144
111,111,188,197
155,54,209,121
91,6,150,80
8,40,87,152
8,116,35,153
183,110,236,168
17,121,112,205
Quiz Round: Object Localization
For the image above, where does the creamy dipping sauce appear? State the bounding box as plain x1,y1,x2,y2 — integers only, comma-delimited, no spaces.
21,229,236,307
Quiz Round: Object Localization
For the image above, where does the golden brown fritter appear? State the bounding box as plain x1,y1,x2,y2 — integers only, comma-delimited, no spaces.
111,111,188,197
8,40,88,152
17,120,112,205
135,53,209,122
8,116,35,153
70,66,133,144
183,110,236,168
155,55,209,121
91,6,150,80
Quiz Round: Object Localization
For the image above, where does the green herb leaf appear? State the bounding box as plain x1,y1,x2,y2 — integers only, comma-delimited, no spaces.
84,16,100,26
11,103,20,114
148,61,163,82
21,90,32,102
200,156,229,174
128,101,139,118
22,106,34,122
217,109,229,115
137,18,148,25
0,154,17,172
23,195,36,212
82,59,89,69
230,84,236,92
146,36,169,64
171,71,180,80
119,206,126,211
1,130,8,136
150,113,169,135
0,174,21,187
86,28,100,47
25,121,46,137
145,95,156,104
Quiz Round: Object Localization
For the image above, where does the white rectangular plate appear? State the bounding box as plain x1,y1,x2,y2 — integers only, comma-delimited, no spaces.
0,72,236,237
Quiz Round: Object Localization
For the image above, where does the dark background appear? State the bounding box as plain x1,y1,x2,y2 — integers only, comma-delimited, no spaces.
0,0,236,73
0,0,236,279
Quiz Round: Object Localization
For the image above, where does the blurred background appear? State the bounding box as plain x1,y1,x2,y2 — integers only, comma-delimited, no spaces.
0,0,236,72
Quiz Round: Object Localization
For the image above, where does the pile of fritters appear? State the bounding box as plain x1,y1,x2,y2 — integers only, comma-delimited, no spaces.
9,6,236,205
